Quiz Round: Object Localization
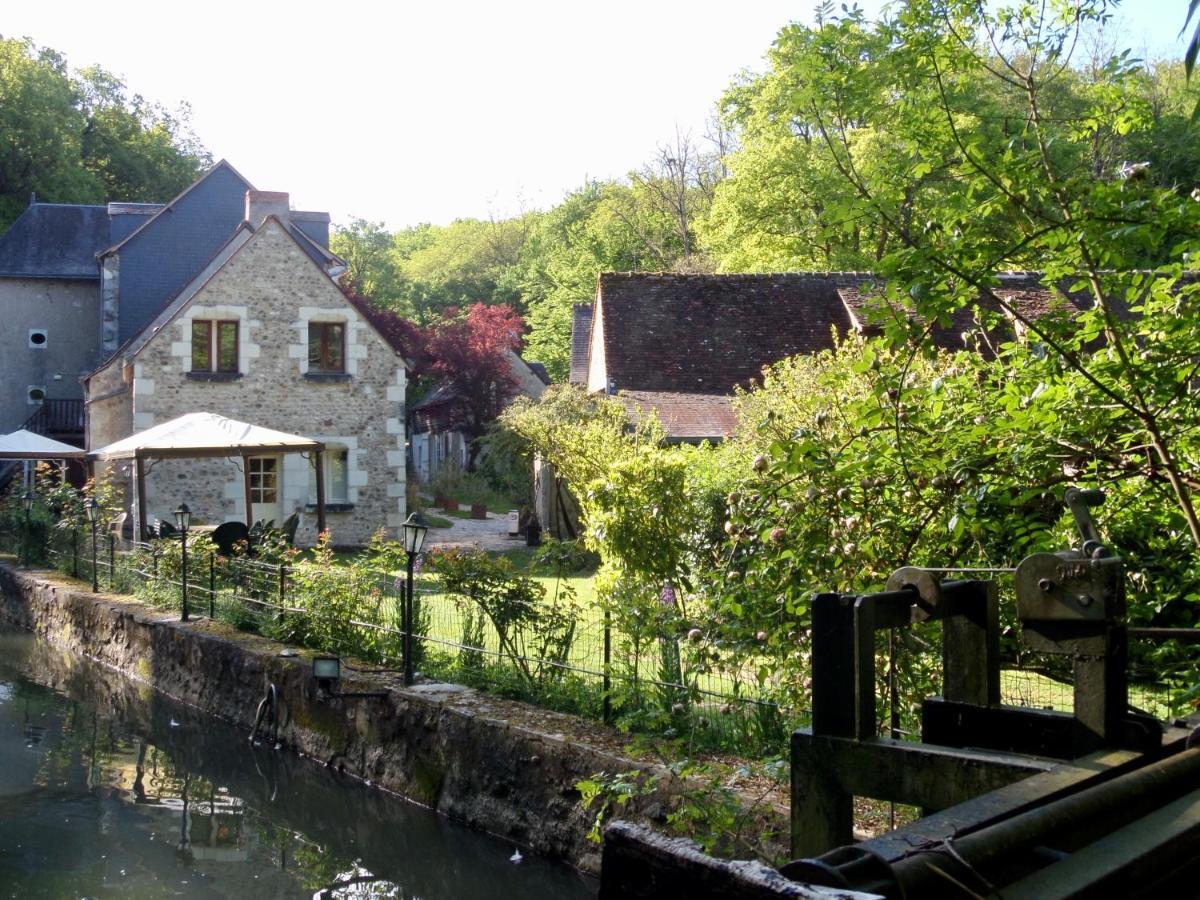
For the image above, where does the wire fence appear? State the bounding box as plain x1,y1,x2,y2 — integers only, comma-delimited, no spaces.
24,526,802,755
6,524,1196,757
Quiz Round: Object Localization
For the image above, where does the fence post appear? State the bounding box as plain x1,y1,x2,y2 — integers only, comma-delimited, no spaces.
278,563,286,626
603,608,613,725
108,532,115,590
209,554,216,619
403,553,415,686
72,528,79,578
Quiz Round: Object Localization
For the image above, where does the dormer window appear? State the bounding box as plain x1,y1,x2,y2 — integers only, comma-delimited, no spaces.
192,320,239,373
308,322,345,373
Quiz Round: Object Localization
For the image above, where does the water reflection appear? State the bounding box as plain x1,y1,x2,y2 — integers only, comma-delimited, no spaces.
0,627,596,899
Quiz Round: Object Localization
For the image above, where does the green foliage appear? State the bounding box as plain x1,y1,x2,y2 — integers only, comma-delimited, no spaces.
710,1,1200,550
577,769,656,844
428,546,578,689
576,759,784,861
0,36,209,228
285,532,411,663
428,463,517,512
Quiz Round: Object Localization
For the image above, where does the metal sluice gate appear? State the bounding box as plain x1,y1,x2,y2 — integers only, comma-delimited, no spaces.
781,487,1200,898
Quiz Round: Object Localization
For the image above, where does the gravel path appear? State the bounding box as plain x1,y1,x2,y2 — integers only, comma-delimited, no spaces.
425,510,525,553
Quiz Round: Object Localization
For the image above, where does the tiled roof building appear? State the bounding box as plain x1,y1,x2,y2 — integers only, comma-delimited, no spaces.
576,271,1079,442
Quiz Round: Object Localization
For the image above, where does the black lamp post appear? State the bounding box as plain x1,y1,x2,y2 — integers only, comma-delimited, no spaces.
84,498,100,593
21,490,34,566
401,512,428,686
174,503,191,621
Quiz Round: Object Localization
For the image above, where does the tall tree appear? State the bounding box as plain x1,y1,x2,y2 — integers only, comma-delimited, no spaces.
0,38,95,225
745,0,1200,542
0,36,209,228
76,65,210,203
423,303,526,470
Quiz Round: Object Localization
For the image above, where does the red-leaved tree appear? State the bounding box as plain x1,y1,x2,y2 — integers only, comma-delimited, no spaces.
423,303,525,470
342,288,425,362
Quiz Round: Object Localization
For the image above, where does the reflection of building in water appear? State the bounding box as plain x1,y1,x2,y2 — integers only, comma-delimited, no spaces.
187,784,249,863
99,739,249,862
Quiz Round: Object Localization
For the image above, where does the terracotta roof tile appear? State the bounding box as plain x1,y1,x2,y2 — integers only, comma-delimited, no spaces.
617,391,737,442
569,304,594,385
598,273,867,394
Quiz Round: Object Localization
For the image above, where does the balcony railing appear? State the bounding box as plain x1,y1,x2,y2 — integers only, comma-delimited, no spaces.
22,398,84,437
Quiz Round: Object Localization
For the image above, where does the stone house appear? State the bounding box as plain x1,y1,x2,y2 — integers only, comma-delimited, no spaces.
572,271,1068,443
0,160,406,544
537,270,1065,536
85,201,408,546
0,160,339,439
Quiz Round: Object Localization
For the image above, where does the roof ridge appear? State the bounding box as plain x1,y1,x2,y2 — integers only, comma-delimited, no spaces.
97,159,255,259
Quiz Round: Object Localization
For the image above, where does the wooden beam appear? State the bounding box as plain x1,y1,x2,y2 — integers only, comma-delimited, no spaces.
242,453,254,529
135,454,148,541
791,729,1061,857
314,449,326,537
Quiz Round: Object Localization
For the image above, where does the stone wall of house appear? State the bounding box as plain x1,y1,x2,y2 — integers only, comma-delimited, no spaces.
83,359,133,515
95,219,406,545
0,277,100,434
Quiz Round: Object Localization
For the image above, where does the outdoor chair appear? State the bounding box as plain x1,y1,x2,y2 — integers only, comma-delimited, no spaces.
211,521,250,556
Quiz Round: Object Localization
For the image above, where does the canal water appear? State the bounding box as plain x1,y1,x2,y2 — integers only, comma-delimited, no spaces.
0,624,597,898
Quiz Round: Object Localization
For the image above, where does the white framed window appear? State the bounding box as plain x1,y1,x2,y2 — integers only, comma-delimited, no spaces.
309,447,349,504
28,329,47,349
191,319,239,373
26,386,45,405
249,457,278,504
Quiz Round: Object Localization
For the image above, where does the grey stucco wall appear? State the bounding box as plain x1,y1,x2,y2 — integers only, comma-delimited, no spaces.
0,276,100,434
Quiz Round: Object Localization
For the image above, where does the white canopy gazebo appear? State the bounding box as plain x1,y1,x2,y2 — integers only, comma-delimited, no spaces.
0,429,86,495
89,412,327,540
0,429,86,460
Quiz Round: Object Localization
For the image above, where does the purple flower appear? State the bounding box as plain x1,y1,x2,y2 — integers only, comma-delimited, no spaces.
660,581,676,607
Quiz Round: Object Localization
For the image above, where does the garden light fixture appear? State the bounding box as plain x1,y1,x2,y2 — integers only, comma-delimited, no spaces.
84,498,99,593
402,512,428,556
175,502,191,621
173,502,192,533
400,512,428,686
313,655,342,692
21,490,34,566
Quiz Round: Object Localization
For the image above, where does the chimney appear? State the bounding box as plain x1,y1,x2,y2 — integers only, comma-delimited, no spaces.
245,190,290,227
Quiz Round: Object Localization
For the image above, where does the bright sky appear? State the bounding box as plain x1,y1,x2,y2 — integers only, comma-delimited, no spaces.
3,0,1191,230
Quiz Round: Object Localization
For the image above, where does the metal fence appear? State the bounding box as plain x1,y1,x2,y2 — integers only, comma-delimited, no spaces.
29,526,800,754
10,525,1197,756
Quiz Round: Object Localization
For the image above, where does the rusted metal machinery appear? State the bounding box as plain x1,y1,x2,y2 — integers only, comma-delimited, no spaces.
784,487,1200,898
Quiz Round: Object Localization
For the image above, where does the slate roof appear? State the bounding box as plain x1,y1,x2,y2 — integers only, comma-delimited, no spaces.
596,273,866,394
98,159,253,259
410,381,459,413
569,304,594,385
0,203,109,279
288,223,341,268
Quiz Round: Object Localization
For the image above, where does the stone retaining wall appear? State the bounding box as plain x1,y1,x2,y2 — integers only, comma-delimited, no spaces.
0,562,684,874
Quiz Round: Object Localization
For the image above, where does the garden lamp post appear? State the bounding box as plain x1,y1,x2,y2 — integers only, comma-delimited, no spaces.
401,512,428,686
174,503,191,621
84,498,100,593
21,490,34,566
